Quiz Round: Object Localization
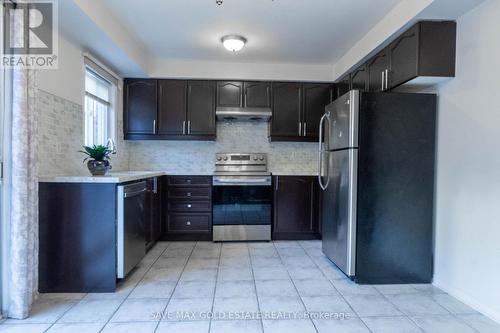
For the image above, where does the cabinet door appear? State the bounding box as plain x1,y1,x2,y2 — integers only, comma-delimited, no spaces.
388,24,419,88
350,65,368,91
187,81,216,136
217,81,243,107
336,74,351,98
271,82,302,138
124,79,157,135
244,81,271,108
157,80,187,135
367,50,389,92
273,176,320,239
302,83,332,139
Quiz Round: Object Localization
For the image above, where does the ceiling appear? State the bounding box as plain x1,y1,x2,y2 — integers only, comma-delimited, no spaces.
102,0,402,65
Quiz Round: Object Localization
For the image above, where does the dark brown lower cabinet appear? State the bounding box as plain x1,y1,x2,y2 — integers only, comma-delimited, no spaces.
273,176,321,240
146,176,163,251
163,176,212,241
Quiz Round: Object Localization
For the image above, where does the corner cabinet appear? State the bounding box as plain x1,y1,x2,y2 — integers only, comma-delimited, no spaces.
270,83,332,142
124,79,216,141
273,176,321,240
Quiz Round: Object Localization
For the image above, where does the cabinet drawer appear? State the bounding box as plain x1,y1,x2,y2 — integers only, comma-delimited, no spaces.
167,214,211,232
167,187,211,200
168,176,211,187
168,201,211,212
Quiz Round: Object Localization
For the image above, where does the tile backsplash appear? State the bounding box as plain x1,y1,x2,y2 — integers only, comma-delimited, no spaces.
37,89,129,176
37,91,318,176
128,121,318,175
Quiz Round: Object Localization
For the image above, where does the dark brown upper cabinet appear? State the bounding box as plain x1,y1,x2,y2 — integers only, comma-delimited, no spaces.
388,21,456,89
270,82,332,142
217,81,243,107
124,79,216,140
336,74,351,98
244,81,271,108
157,80,187,136
273,176,321,240
270,82,302,140
187,81,216,136
335,20,456,96
367,49,390,92
124,79,157,136
302,83,333,140
350,64,369,91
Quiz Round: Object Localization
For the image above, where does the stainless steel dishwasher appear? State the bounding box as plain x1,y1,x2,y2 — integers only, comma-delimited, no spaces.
117,181,147,278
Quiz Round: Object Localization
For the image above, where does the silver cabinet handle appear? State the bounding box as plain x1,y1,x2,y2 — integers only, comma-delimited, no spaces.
188,120,191,134
275,176,279,191
153,120,156,134
303,122,307,137
152,177,158,194
381,71,385,91
298,122,302,136
385,69,389,91
182,121,186,134
186,221,191,226
187,204,192,208
186,192,192,197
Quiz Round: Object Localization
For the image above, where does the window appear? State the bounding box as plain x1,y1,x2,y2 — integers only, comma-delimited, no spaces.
84,65,116,146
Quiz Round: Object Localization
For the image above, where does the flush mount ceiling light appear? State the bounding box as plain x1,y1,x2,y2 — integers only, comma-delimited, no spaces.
221,35,247,52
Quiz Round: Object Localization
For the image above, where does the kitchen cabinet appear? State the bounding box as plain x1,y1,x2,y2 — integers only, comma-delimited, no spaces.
157,80,186,135
124,79,216,140
273,176,321,240
217,81,243,107
270,82,302,140
187,81,216,136
164,176,212,241
217,81,271,108
388,21,456,89
270,82,332,142
336,74,351,98
145,177,163,250
244,81,271,108
350,64,368,91
124,79,157,136
367,49,390,92
302,83,333,140
336,20,456,94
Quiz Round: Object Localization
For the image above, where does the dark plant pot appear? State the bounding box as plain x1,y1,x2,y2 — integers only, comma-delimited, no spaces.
87,160,112,176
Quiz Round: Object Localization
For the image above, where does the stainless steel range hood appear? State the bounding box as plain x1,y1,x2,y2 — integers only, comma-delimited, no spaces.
216,107,272,121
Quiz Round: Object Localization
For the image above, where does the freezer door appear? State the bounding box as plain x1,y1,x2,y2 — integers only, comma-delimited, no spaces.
322,148,358,277
325,90,359,151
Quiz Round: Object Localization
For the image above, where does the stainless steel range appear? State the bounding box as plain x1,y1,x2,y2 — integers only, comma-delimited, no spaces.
212,153,272,241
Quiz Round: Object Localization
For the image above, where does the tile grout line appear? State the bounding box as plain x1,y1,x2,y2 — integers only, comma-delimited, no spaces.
247,243,265,333
208,241,223,333
99,241,173,333
39,293,90,333
153,241,198,333
272,241,320,333
297,240,375,333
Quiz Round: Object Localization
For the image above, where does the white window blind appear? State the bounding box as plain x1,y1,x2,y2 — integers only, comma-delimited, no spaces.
84,66,115,146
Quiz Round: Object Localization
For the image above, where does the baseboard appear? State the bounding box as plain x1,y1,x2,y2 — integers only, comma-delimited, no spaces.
433,279,500,324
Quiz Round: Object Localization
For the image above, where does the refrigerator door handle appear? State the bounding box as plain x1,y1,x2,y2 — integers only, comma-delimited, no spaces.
318,112,330,191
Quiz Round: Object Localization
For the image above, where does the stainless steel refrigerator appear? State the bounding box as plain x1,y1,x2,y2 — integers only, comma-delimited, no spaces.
319,90,436,284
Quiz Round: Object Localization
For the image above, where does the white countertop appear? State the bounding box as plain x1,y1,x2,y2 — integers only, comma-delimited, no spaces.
38,171,167,184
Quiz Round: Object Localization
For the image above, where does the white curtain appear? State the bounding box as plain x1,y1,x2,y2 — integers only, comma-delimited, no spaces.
7,69,38,319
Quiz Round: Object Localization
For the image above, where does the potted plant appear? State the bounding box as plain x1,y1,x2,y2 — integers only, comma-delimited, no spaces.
79,144,113,176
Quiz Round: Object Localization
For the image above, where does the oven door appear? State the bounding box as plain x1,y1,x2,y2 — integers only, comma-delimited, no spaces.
212,176,272,241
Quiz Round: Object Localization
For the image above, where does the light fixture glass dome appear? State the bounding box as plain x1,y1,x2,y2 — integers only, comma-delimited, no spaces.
221,35,247,52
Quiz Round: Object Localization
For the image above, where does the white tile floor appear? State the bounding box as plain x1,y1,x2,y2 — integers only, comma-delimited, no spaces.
1,240,499,333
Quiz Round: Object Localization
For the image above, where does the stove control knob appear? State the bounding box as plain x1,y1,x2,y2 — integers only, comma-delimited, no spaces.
259,155,265,161
223,156,228,161
253,156,258,161
217,156,222,161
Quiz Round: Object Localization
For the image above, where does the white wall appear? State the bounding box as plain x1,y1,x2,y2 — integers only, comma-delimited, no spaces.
431,0,500,322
